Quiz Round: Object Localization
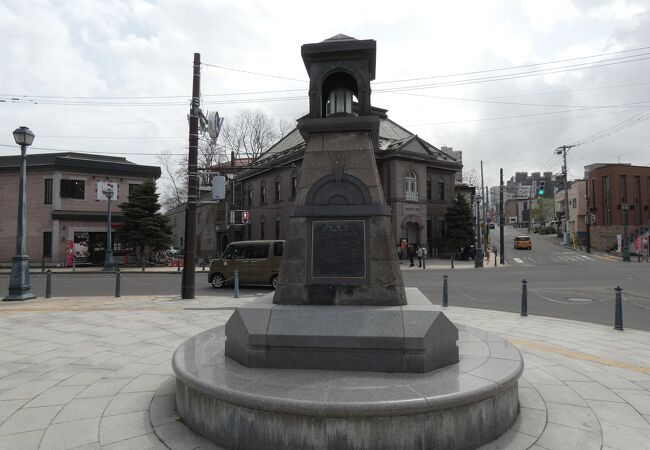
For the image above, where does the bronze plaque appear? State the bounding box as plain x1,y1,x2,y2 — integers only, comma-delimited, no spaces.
312,220,366,278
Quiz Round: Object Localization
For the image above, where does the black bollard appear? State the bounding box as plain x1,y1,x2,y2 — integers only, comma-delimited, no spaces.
202,258,206,271
41,259,45,272
234,269,240,298
177,257,181,272
521,279,528,317
450,255,454,269
443,274,449,307
115,269,121,298
45,269,52,299
72,254,76,272
615,286,623,331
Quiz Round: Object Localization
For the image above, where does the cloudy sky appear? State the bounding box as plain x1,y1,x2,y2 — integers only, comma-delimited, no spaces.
2,0,649,188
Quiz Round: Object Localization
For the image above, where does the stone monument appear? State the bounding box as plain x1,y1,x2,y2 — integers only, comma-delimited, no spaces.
172,34,522,450
224,33,459,373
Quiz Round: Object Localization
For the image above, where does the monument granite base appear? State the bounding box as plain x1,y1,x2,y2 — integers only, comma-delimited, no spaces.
172,289,523,450
225,291,458,373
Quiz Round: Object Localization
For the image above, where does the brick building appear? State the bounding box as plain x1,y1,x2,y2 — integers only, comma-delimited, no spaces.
0,153,160,265
586,163,650,251
230,108,462,258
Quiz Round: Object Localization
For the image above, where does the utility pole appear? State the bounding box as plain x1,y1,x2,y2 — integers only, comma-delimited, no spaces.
182,52,201,299
480,161,487,247
556,145,575,246
499,168,505,265
585,179,591,253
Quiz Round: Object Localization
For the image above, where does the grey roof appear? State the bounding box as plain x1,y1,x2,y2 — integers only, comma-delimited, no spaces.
0,152,161,177
325,34,356,41
253,113,459,167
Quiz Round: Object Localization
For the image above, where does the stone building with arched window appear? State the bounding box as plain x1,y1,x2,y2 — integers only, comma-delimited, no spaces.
233,105,462,257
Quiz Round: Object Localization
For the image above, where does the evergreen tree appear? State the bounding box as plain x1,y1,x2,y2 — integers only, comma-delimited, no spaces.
119,180,172,261
444,193,475,255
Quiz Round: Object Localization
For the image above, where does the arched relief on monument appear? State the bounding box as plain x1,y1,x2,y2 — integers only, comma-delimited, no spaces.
306,172,371,206
293,170,388,217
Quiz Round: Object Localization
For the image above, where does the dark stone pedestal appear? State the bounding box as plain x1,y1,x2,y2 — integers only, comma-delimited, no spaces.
225,292,458,373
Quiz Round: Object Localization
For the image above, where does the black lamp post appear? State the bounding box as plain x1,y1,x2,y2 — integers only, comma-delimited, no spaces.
4,127,36,301
102,183,115,271
475,194,484,268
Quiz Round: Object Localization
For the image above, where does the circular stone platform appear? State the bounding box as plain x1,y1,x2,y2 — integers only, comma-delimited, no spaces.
173,323,523,450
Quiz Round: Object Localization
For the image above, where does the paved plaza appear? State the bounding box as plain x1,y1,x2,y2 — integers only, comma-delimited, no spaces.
1,293,650,449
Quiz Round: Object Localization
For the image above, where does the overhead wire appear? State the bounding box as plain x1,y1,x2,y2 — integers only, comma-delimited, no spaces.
4,45,650,107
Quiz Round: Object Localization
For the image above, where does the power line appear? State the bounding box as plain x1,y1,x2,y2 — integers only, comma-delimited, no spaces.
374,45,650,84
4,45,650,106
571,109,650,147
375,53,650,93
201,62,307,83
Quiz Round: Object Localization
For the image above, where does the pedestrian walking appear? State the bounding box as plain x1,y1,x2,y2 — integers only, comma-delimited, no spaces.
485,246,491,264
408,245,415,267
417,246,423,267
422,247,427,269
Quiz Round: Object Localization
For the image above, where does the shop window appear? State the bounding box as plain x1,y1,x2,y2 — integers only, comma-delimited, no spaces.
61,179,85,199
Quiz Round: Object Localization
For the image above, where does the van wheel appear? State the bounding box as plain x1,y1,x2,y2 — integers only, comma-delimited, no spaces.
270,275,278,290
211,273,225,288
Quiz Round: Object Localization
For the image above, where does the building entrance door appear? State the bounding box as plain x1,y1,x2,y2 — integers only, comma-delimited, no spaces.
406,222,420,246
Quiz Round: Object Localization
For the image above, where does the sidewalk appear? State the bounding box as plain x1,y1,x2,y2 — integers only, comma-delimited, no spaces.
1,293,650,449
399,257,503,270
0,266,210,275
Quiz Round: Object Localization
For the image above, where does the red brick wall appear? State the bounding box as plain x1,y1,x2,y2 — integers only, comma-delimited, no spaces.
588,165,650,227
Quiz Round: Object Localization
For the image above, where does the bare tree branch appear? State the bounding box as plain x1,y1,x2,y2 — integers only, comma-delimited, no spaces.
157,151,187,211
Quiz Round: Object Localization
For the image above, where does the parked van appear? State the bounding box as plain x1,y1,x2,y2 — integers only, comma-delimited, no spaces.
208,240,284,289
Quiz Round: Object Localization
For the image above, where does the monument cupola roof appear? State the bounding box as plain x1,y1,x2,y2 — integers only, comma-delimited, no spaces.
300,34,376,118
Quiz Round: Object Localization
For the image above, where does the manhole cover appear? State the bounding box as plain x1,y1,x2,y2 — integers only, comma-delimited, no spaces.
566,297,594,303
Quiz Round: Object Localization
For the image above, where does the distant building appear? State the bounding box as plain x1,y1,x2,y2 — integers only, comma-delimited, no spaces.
586,163,650,252
0,153,160,265
506,171,555,200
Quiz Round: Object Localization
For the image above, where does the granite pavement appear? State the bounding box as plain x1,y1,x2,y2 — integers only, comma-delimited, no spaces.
1,292,650,449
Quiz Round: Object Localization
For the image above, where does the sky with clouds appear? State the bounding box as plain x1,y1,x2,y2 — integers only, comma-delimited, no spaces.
2,0,649,188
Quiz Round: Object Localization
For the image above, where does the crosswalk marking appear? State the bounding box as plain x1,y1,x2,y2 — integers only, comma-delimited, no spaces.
514,258,524,264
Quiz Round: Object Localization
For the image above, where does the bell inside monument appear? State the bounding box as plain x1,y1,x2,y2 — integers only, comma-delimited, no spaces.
325,87,353,116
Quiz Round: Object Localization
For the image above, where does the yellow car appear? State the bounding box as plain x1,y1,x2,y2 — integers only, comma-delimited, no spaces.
514,236,532,250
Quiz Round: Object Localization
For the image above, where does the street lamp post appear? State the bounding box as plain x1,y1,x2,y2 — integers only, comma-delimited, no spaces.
475,194,484,268
102,183,115,271
622,203,630,262
4,127,36,301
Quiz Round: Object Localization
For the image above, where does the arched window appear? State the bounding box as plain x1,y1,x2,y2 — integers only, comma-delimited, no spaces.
246,185,253,207
291,172,299,198
260,216,266,240
274,177,281,202
405,170,418,201
260,181,267,204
